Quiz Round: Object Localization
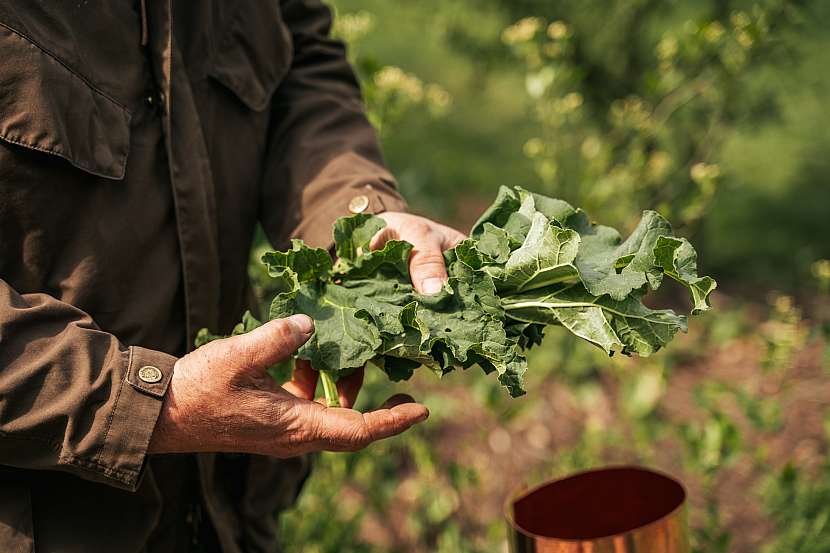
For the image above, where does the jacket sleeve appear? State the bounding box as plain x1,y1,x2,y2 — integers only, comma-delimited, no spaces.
0,280,176,491
258,0,408,250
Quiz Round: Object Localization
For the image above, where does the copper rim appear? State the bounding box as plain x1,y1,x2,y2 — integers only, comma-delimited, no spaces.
504,465,689,552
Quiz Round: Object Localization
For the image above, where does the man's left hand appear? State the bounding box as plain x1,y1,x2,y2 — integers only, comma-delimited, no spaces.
373,212,466,295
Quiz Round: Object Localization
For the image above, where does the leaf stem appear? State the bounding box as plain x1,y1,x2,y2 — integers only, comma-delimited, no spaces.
319,370,341,408
503,300,598,310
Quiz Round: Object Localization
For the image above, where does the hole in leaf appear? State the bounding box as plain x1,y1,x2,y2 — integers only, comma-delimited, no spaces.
445,328,452,333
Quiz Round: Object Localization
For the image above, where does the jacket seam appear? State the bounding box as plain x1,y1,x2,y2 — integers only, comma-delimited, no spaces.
60,451,139,485
0,132,127,181
0,21,132,113
93,348,129,466
0,432,139,485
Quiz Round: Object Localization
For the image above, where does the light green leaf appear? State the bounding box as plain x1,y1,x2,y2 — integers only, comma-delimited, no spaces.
502,284,687,356
653,235,717,314
489,212,580,293
333,213,387,261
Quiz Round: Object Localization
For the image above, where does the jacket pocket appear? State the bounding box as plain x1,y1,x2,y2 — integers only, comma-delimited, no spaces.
0,23,131,180
208,2,294,112
0,476,34,553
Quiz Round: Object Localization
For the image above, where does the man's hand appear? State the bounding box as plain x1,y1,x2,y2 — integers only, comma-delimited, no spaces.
149,314,428,456
375,212,466,295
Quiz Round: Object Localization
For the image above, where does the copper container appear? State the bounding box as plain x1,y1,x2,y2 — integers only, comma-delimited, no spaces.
506,466,689,553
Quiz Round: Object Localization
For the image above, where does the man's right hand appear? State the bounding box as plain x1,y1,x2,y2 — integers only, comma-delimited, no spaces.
148,314,429,456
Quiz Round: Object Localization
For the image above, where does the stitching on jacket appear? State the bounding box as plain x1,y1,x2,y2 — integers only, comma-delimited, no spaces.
0,433,138,485
0,132,126,181
94,348,129,466
0,21,132,112
61,452,139,485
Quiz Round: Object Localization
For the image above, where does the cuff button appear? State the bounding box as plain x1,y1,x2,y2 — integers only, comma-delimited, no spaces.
348,194,370,214
138,365,163,384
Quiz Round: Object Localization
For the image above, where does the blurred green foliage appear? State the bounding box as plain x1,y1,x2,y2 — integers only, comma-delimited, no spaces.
254,1,830,551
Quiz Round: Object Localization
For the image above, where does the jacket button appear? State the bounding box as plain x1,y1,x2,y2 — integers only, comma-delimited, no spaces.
348,194,370,214
138,365,163,384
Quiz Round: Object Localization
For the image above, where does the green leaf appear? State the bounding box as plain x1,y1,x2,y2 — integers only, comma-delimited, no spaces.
336,239,412,279
475,223,511,263
573,210,674,300
262,239,331,282
333,213,386,261
294,282,383,372
471,185,521,238
488,212,580,293
502,284,687,356
653,235,717,314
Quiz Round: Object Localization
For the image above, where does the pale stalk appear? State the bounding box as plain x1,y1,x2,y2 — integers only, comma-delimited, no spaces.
319,370,340,407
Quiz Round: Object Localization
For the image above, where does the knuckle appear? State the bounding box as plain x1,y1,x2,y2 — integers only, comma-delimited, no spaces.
329,424,371,451
216,337,251,369
277,404,318,451
351,428,372,450
267,320,303,358
372,227,397,246
409,220,432,236
271,319,295,346
448,232,466,247
411,250,446,267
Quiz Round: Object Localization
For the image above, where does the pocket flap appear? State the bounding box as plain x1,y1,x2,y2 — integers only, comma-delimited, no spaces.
209,3,293,112
0,23,131,180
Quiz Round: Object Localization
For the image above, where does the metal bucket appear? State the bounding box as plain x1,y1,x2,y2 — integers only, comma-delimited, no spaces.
506,466,690,553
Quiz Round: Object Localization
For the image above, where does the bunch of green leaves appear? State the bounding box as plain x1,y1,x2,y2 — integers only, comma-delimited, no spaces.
226,186,714,405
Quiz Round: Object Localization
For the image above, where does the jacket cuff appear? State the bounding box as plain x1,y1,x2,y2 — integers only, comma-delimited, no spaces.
296,181,408,250
65,346,177,491
292,154,408,250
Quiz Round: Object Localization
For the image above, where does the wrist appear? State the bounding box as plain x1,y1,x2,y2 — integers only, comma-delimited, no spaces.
148,361,189,453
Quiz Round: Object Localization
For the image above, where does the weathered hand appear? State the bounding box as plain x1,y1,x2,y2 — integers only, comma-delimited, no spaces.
149,315,428,456
374,212,466,295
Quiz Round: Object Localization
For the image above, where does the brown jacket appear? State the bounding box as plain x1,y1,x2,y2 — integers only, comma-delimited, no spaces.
0,1,406,552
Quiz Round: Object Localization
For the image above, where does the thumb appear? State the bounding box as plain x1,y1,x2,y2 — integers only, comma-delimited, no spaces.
221,315,314,375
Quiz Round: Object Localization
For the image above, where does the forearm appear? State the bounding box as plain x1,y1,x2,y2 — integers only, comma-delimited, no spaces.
259,0,407,250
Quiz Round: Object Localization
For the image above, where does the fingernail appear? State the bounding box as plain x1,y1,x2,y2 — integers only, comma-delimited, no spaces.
421,278,443,295
287,314,314,335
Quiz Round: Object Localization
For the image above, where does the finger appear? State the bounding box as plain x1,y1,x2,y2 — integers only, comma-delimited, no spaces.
394,222,449,295
369,225,399,251
225,315,314,376
358,402,430,446
336,366,364,409
380,393,417,409
282,359,318,401
316,401,429,452
409,235,448,295
437,225,467,248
